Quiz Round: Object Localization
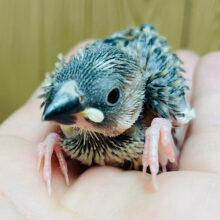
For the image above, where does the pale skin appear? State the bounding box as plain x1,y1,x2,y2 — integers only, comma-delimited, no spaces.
0,41,220,219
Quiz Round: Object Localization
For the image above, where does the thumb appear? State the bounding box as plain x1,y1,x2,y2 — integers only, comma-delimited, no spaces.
0,40,93,143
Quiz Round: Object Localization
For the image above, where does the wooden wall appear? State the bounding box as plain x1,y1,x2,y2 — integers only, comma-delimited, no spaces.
0,0,220,122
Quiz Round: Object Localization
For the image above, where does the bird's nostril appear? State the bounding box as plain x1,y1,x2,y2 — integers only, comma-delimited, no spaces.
79,95,84,102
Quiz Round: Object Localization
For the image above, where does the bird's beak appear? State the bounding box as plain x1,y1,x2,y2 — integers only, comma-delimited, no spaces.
42,91,85,125
42,80,104,124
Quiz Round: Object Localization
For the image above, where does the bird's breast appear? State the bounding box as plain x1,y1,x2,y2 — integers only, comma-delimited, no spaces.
59,126,145,169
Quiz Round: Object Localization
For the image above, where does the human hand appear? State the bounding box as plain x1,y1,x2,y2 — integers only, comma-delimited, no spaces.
0,43,220,219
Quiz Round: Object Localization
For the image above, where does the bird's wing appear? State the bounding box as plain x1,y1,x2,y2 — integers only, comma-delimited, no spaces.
104,24,195,125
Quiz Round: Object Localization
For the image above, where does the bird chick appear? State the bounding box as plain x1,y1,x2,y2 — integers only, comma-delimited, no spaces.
38,24,195,194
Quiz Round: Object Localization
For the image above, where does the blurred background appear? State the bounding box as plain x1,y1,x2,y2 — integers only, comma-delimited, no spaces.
0,0,220,122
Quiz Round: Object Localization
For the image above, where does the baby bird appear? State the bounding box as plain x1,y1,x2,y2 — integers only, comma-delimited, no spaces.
38,23,194,194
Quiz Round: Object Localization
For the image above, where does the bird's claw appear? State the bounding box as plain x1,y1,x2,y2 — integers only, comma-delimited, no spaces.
142,118,179,190
37,133,69,195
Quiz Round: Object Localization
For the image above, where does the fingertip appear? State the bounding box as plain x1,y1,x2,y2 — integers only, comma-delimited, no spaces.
176,49,199,59
199,51,220,65
175,50,200,103
175,49,200,81
196,51,220,80
193,51,220,99
0,41,96,142
65,39,95,61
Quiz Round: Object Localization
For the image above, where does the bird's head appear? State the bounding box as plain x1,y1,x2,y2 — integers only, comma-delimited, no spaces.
41,42,145,136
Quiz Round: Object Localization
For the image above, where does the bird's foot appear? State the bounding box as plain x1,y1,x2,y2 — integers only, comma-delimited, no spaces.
37,133,69,195
142,118,179,190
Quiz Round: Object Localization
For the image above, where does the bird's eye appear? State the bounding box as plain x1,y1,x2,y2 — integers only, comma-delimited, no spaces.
107,88,120,105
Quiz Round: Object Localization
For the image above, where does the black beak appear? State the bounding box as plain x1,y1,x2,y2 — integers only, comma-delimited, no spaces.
42,93,85,125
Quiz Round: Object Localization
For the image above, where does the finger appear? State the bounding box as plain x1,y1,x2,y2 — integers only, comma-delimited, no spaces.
176,50,199,102
180,52,220,172
174,50,200,146
0,40,94,143
0,85,59,143
0,195,24,220
61,166,220,220
0,136,78,219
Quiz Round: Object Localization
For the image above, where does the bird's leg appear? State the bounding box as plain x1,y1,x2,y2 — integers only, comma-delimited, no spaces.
142,118,179,190
37,133,69,195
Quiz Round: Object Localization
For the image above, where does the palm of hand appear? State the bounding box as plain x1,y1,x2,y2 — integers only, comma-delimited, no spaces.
0,47,220,220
